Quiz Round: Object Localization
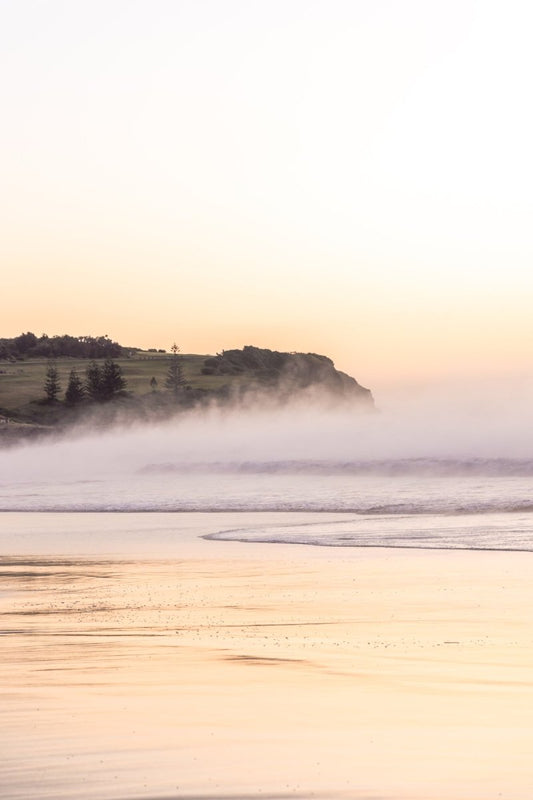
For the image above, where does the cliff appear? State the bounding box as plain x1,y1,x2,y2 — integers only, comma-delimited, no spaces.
202,346,373,405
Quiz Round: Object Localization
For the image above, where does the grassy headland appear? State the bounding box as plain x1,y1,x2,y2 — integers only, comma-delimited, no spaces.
0,338,373,446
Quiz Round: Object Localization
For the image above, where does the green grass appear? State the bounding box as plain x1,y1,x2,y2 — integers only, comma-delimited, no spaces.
0,352,236,423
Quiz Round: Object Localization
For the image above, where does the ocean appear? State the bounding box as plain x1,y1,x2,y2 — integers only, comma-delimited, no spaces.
2,456,533,552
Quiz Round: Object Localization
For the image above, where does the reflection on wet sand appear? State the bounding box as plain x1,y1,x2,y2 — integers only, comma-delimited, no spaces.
2,545,533,799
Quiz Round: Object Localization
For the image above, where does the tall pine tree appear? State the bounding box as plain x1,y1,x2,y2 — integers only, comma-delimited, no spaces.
101,359,126,400
165,343,187,396
44,360,61,402
85,361,102,400
65,368,84,405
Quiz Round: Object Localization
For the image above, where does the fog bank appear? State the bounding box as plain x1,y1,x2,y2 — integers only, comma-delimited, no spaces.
2,375,533,485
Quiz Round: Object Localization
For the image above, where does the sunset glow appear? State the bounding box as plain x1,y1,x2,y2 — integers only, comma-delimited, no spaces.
2,0,532,389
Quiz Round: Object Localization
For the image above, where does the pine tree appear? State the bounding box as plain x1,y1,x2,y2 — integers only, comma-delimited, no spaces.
101,359,126,400
44,360,61,402
65,368,84,405
165,343,187,396
85,361,103,401
85,360,126,401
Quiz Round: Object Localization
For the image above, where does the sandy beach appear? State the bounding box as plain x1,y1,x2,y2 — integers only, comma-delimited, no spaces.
1,512,533,799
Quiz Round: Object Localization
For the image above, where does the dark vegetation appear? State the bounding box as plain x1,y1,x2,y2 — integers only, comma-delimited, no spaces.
165,343,188,395
203,345,370,398
0,335,373,446
0,332,131,361
44,361,61,402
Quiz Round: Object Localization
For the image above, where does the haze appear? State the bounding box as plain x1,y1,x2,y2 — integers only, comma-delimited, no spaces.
3,373,533,490
2,0,532,392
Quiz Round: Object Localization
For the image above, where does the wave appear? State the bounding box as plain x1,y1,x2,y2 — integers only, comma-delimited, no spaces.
204,513,533,553
2,500,533,515
139,457,533,477
3,457,533,515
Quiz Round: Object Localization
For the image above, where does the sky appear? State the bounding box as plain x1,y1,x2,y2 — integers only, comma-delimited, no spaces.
2,0,533,392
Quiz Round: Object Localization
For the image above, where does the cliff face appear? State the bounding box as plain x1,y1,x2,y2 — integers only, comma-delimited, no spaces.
202,346,373,405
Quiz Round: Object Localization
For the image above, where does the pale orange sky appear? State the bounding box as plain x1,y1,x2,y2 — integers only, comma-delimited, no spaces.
2,0,533,392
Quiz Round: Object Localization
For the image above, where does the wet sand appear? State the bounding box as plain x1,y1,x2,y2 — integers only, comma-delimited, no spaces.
2,513,533,799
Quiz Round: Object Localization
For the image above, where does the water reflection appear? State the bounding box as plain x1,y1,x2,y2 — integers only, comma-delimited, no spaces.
3,538,533,800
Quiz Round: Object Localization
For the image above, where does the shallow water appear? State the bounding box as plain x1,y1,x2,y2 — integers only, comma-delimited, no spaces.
207,509,533,551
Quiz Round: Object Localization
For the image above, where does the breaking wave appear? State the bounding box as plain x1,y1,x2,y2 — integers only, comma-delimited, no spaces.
204,512,533,552
140,457,533,477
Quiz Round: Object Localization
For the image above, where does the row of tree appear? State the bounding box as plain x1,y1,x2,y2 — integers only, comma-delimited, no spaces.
2,332,128,361
43,344,188,404
44,359,128,404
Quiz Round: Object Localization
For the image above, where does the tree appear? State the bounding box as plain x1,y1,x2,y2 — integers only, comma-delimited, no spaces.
85,361,102,400
165,343,187,395
85,359,126,401
65,368,84,405
14,331,38,355
44,360,61,402
101,358,127,400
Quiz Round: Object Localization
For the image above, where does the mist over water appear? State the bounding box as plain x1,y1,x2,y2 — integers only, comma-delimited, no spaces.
1,378,533,550
3,375,533,477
